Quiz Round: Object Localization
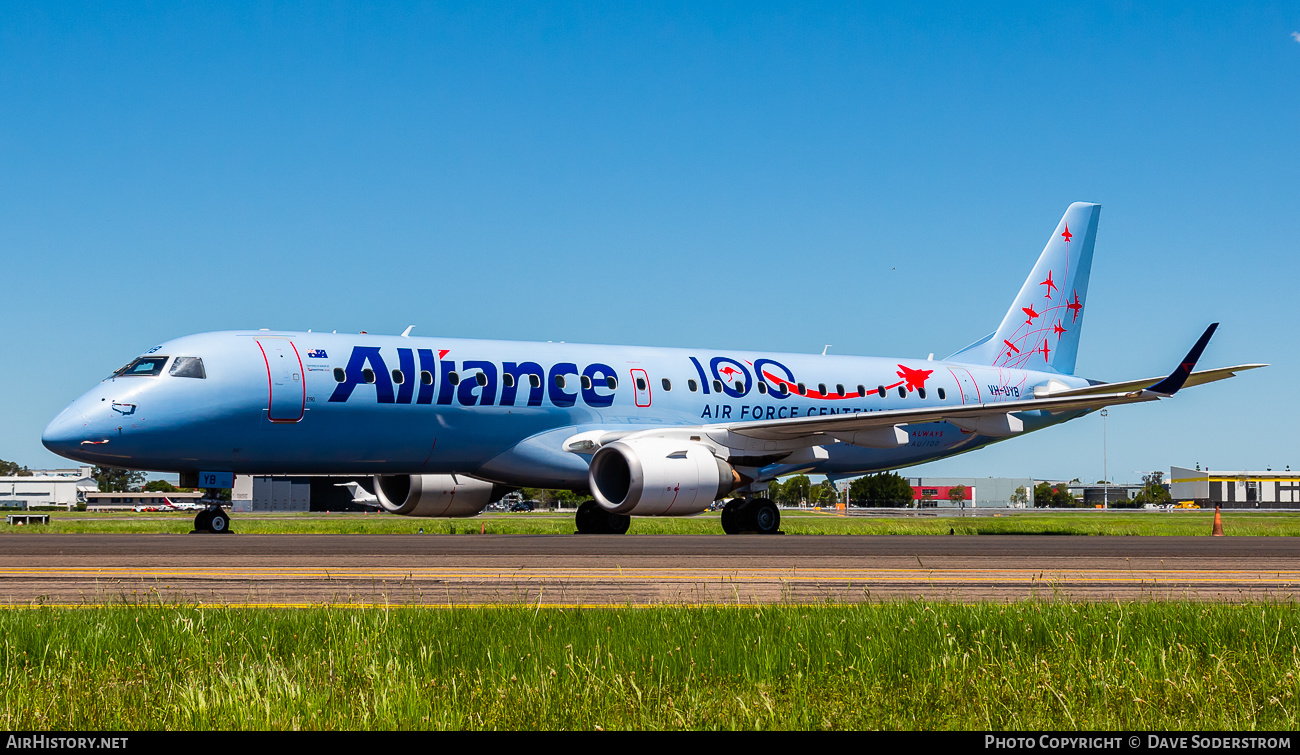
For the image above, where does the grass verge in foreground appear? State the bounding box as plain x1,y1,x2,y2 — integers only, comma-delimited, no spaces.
2,602,1297,730
6,510,1300,535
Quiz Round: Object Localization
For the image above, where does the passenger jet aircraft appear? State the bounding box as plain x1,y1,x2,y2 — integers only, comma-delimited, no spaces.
43,203,1262,534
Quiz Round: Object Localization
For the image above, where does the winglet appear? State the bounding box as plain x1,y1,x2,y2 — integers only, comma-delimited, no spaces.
1146,323,1219,396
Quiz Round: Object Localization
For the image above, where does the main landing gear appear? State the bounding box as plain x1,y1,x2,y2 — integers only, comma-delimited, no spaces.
192,505,231,534
721,497,781,535
575,500,631,534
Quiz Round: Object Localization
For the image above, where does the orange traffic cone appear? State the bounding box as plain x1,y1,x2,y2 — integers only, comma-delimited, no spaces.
1212,506,1224,537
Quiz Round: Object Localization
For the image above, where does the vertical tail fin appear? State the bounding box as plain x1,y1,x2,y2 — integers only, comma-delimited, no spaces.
947,202,1100,374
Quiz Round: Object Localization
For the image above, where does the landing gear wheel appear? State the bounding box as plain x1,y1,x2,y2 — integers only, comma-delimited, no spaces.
575,500,630,534
721,498,748,535
748,497,780,535
193,506,231,534
207,509,230,533
605,512,631,535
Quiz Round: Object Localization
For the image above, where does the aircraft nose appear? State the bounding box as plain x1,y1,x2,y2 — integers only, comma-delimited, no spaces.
41,403,89,457
42,396,116,462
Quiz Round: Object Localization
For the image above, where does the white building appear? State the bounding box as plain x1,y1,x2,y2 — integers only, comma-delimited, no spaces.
1170,466,1300,509
0,466,98,510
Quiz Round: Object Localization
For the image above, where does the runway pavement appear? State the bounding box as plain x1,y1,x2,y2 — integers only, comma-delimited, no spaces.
2,534,1298,606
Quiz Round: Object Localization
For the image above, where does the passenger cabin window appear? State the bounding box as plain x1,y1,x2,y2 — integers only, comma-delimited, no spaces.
581,375,593,390
918,387,927,399
712,380,723,393
688,379,699,392
448,372,460,386
938,388,946,400
779,384,789,396
529,374,542,389
420,371,433,385
735,381,745,392
897,386,906,398
877,386,886,398
333,368,346,383
757,382,768,395
857,385,866,397
362,369,376,384
475,372,488,387
113,357,168,378
636,377,647,391
502,374,515,388
818,383,827,395
836,384,845,397
554,375,566,389
661,378,671,391
169,357,206,379
606,376,618,389
391,369,404,385
797,383,806,396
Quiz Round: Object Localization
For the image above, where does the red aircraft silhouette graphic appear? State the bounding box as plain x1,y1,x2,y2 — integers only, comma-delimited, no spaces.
1022,304,1040,323
895,364,933,392
1039,340,1052,362
1061,224,1072,243
1053,322,1067,337
1066,291,1083,322
1040,270,1057,299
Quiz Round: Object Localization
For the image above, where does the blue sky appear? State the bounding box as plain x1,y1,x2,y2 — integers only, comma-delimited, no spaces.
3,2,1297,483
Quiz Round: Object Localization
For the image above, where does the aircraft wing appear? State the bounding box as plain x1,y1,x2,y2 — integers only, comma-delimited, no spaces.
1031,364,1266,399
716,323,1257,444
721,388,1156,441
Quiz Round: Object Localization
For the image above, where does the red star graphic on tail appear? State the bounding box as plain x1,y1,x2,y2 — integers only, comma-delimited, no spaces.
1066,291,1083,322
895,364,933,392
1040,270,1057,299
1061,224,1072,243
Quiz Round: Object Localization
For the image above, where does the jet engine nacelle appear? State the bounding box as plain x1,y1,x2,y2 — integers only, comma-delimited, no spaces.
588,439,739,516
372,474,501,517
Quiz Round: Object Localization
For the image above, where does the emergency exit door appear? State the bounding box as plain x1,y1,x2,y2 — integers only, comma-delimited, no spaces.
258,339,305,422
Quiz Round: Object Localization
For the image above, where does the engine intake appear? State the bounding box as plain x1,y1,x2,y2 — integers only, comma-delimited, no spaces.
372,474,501,517
588,439,738,516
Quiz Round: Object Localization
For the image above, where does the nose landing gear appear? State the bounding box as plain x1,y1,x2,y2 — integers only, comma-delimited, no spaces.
192,506,232,534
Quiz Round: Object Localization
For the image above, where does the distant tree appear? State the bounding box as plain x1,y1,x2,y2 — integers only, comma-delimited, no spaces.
143,480,179,493
949,485,968,508
1033,482,1075,508
0,459,32,477
1010,485,1029,507
784,475,812,506
1132,472,1172,506
520,488,586,509
808,480,836,506
93,466,146,493
849,473,914,507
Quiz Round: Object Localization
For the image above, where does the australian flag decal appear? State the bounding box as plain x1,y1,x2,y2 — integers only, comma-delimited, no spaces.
307,349,328,359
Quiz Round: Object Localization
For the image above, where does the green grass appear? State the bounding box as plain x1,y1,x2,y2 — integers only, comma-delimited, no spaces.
1,602,1297,730
6,509,1300,535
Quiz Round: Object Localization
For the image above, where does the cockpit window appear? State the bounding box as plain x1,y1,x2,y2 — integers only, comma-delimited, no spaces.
169,357,207,379
113,357,169,378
